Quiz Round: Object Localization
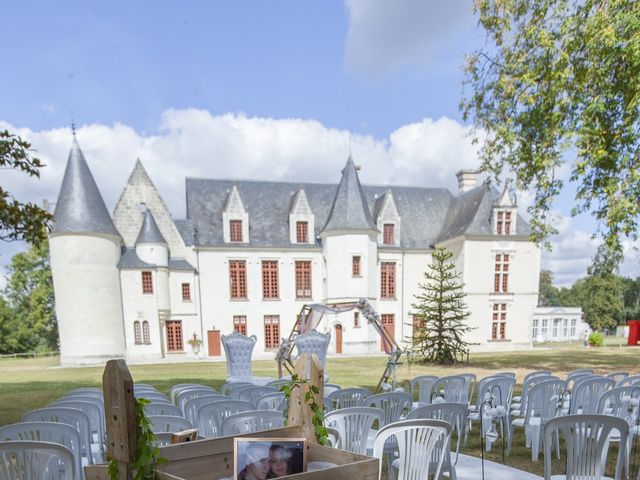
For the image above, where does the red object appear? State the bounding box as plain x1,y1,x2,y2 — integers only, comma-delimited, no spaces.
627,320,640,346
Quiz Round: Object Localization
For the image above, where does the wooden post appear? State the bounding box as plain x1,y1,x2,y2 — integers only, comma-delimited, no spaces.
286,353,324,445
102,359,137,480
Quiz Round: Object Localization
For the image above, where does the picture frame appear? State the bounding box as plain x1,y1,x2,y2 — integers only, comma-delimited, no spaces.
234,437,307,480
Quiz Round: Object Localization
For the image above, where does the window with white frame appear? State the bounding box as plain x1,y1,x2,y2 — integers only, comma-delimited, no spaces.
570,319,577,337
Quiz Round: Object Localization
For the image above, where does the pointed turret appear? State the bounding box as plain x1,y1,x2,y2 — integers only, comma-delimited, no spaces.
322,156,377,233
136,209,167,245
52,139,119,237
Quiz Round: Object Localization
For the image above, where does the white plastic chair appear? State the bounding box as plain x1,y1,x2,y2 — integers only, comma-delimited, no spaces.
144,403,183,417
0,440,76,480
511,374,557,418
543,414,629,480
509,378,565,461
221,331,271,384
255,392,286,411
607,372,629,384
459,373,477,406
364,392,413,468
169,383,204,403
374,419,452,480
0,422,83,480
221,410,285,436
183,394,227,425
327,387,370,411
235,386,279,406
409,375,438,408
23,407,94,466
432,375,467,403
467,376,515,449
513,371,553,405
324,407,383,455
407,402,467,465
50,400,105,462
568,368,594,378
617,375,640,388
196,399,254,438
323,384,342,396
135,391,168,403
176,387,218,413
221,381,253,397
569,377,615,415
148,415,193,434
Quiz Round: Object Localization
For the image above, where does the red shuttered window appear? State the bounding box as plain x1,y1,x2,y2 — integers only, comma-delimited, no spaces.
229,260,247,299
264,315,280,349
380,262,396,299
262,260,279,299
142,271,153,294
233,315,247,335
352,256,361,277
181,283,191,301
166,320,183,351
296,221,308,243
496,211,512,235
383,224,395,245
494,254,509,293
230,220,243,242
295,261,312,299
492,303,507,340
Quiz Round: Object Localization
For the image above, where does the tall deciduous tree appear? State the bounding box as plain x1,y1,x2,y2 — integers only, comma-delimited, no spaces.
462,0,640,253
0,130,52,245
0,240,57,353
538,270,560,307
410,248,473,365
580,273,624,331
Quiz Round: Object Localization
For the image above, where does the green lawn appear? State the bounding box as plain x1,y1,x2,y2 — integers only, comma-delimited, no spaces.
1,343,637,476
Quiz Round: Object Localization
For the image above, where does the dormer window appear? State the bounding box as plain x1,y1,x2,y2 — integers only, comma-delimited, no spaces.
230,219,243,242
496,211,512,235
383,224,395,245
296,221,308,243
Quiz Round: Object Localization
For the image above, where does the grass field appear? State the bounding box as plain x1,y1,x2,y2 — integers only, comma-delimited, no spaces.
1,342,638,476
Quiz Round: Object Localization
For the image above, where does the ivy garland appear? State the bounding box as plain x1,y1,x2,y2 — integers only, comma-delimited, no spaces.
108,397,167,480
280,373,329,446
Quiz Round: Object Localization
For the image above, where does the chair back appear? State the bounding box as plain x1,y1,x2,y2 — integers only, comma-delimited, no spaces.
567,368,594,380
407,402,467,462
50,399,105,462
292,329,331,369
23,407,93,465
324,407,384,455
373,419,451,480
477,376,515,410
432,375,467,403
327,387,371,410
148,415,193,434
0,422,82,480
176,387,218,413
409,375,438,406
255,392,286,411
606,372,629,384
196,399,254,438
145,403,183,417
543,414,628,480
0,440,75,480
235,386,279,406
363,392,412,426
525,379,565,427
616,374,640,387
459,373,477,405
135,391,168,403
570,377,615,415
597,386,640,425
221,331,257,380
183,394,228,424
221,410,285,436
323,384,341,396
169,383,205,403
495,372,516,378
221,381,253,397
523,370,552,383
517,374,557,417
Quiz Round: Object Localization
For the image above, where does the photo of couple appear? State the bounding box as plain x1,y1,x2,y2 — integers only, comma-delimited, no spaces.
234,438,306,480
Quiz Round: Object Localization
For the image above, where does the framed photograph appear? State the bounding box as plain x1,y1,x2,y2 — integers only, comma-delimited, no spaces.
234,437,307,480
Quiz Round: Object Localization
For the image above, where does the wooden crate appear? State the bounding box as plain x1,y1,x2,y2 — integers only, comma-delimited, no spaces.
85,425,379,480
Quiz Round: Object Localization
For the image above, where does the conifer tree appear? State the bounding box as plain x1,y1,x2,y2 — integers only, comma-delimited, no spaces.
409,248,473,364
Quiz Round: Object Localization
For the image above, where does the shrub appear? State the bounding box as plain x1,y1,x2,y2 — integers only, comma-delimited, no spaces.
588,332,604,347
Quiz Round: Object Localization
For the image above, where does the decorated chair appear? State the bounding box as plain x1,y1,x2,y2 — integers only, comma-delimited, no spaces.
221,331,271,385
292,329,331,372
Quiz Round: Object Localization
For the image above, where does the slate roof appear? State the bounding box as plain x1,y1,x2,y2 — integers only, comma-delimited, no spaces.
322,156,377,233
183,170,531,249
51,139,120,237
135,210,167,245
169,258,196,271
118,247,195,271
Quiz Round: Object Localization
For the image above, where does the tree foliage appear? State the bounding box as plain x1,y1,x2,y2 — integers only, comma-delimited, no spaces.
0,130,52,245
462,0,640,252
0,240,57,353
409,248,473,365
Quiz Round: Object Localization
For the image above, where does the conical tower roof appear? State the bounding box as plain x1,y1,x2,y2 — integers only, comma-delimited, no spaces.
322,156,377,233
135,209,167,245
51,138,119,237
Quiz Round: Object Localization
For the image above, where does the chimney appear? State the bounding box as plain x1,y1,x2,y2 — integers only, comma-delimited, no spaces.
455,169,480,194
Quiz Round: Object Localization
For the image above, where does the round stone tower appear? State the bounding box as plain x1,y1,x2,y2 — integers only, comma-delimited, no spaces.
49,138,126,365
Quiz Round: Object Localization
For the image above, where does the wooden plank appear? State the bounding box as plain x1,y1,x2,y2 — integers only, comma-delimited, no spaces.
286,353,324,445
102,359,136,480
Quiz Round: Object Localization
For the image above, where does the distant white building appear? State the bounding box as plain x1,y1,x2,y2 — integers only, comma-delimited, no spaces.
49,138,541,366
531,307,588,343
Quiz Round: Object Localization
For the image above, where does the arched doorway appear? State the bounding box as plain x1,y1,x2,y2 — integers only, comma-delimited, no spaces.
334,324,343,354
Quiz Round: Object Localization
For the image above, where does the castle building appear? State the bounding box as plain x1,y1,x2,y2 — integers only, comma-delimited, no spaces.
50,139,540,365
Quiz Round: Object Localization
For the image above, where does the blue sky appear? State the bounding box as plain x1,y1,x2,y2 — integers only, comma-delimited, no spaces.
1,0,636,286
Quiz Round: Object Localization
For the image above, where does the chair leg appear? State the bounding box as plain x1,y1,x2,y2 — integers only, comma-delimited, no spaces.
385,452,397,480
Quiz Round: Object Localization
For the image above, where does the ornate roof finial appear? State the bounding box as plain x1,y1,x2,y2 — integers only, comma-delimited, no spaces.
70,115,76,138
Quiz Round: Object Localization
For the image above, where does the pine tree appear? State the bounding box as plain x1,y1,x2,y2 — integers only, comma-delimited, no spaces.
409,248,473,365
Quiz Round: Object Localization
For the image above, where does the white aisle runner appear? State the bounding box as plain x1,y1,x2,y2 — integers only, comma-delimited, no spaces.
455,453,543,480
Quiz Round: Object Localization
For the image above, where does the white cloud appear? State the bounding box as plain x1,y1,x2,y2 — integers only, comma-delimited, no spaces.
344,0,475,73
